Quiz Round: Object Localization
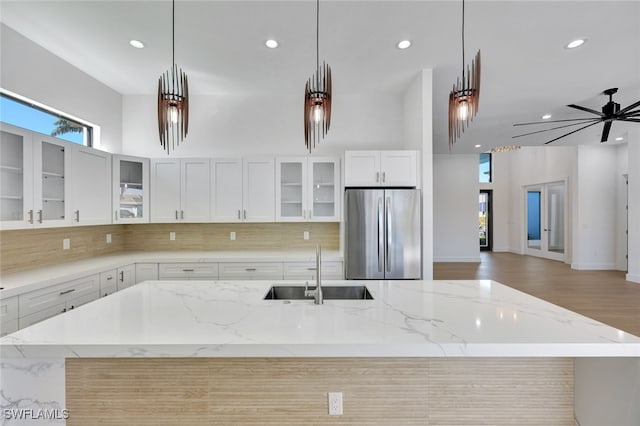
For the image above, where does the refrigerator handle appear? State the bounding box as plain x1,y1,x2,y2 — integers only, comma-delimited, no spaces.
378,197,384,272
386,196,392,272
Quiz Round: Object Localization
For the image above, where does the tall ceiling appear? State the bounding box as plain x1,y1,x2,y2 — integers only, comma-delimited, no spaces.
1,1,639,154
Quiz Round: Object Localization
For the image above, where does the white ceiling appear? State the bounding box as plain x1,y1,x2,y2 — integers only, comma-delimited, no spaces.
1,1,639,154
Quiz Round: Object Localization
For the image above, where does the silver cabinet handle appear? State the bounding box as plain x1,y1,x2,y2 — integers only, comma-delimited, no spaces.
37,209,43,223
307,267,317,271
243,210,247,220
75,210,80,222
181,210,184,220
106,276,113,280
119,271,124,282
245,268,257,271
376,171,380,183
386,196,392,272
28,209,34,224
182,268,195,272
175,210,179,220
237,210,241,219
378,198,383,272
382,171,386,183
59,288,76,295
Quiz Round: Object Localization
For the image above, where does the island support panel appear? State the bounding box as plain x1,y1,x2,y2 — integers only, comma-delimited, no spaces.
66,357,573,425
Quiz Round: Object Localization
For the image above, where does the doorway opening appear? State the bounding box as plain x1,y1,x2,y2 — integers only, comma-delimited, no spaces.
479,190,492,251
525,181,566,261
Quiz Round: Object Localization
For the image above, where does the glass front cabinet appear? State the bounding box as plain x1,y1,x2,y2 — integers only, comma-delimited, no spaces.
1,124,71,229
275,157,340,222
113,155,149,223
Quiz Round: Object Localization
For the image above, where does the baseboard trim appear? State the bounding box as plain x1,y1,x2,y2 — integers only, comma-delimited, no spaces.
571,263,617,271
434,256,481,263
492,247,509,252
625,273,640,284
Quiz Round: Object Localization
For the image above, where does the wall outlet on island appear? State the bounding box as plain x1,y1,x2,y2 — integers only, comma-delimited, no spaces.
169,232,176,241
230,231,236,241
62,238,70,250
303,231,309,240
106,233,112,244
328,392,343,416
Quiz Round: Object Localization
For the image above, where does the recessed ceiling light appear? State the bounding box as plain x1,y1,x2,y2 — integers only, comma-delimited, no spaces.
397,40,411,50
565,38,586,49
474,144,482,148
129,39,145,49
265,39,278,49
542,114,552,120
615,137,624,141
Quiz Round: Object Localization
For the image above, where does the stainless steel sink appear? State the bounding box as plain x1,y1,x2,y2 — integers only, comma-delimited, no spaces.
263,285,374,300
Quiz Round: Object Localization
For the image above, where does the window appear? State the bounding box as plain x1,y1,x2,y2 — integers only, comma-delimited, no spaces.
0,91,93,146
479,153,492,183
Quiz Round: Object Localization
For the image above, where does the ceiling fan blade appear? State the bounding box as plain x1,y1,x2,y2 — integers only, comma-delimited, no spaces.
620,118,640,123
567,104,604,117
600,121,612,142
512,119,601,139
513,117,600,126
618,99,640,115
543,121,602,145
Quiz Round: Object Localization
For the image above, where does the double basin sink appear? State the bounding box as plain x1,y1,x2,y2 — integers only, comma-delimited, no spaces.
264,285,374,300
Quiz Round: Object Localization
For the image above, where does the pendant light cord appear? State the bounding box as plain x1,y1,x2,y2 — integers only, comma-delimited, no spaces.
316,0,320,75
461,0,465,81
172,0,175,67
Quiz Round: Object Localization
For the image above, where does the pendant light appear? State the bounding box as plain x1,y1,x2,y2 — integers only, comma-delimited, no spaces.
157,0,189,154
448,0,481,150
303,0,332,153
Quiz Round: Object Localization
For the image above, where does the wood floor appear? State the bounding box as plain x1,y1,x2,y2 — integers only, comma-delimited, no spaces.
434,252,640,337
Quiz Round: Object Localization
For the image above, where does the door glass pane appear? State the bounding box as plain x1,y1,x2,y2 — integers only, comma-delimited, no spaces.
41,141,65,221
479,192,489,249
119,160,144,219
547,183,565,254
312,162,334,217
527,191,541,250
0,130,24,221
280,162,303,218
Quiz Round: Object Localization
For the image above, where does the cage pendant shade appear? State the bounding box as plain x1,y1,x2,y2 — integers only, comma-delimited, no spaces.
304,62,332,153
157,0,189,154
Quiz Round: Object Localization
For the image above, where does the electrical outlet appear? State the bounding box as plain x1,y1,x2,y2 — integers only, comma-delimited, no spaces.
303,231,310,240
106,233,112,244
62,238,70,250
169,232,176,241
230,231,236,241
328,392,343,416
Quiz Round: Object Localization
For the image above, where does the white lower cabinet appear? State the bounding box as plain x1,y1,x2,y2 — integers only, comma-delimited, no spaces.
18,274,100,329
218,262,283,280
117,264,136,291
136,263,159,283
158,263,219,280
0,296,19,336
283,261,344,280
99,269,118,297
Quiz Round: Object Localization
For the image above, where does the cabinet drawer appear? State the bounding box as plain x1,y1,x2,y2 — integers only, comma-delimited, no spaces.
1,296,19,322
136,263,159,283
218,262,283,280
158,263,219,280
19,274,100,318
19,301,67,329
1,319,19,336
283,261,343,280
117,264,136,291
100,269,118,297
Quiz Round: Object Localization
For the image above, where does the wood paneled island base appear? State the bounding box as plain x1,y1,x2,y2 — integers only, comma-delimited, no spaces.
66,357,573,425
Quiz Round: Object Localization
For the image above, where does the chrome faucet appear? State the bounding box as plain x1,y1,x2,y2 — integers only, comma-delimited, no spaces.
304,244,323,304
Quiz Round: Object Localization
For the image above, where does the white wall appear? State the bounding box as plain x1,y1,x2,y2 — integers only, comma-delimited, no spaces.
403,69,433,279
627,128,640,283
122,93,404,158
433,154,479,262
0,24,122,153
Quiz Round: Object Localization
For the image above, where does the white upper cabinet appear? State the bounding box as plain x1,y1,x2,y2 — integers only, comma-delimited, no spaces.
344,150,417,187
112,155,149,223
1,124,34,229
211,157,275,222
34,135,72,226
276,157,340,222
70,145,112,225
150,158,210,223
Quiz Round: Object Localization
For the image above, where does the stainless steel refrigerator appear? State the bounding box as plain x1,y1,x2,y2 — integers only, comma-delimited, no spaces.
345,189,422,279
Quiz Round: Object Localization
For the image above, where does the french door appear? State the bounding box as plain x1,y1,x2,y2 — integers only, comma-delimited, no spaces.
525,181,566,261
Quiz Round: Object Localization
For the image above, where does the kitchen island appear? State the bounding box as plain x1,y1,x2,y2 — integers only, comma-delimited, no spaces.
1,279,639,425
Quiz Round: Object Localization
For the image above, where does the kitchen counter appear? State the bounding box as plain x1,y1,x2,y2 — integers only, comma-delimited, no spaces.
0,250,343,299
2,279,639,358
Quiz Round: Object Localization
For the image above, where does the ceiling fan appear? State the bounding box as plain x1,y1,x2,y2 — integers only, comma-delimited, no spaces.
512,88,640,144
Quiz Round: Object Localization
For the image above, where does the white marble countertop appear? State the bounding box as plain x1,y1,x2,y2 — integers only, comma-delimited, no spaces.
0,250,344,299
2,279,639,358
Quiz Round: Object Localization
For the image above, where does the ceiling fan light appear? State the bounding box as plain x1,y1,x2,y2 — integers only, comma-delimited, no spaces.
565,38,586,49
